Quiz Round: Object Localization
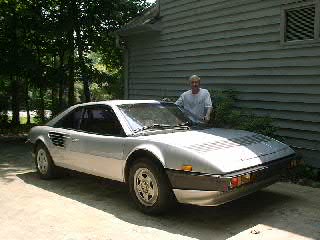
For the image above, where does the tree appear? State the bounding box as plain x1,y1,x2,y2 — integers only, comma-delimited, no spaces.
69,0,149,102
0,0,149,127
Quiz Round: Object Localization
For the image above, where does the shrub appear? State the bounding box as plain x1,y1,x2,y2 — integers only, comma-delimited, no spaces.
164,89,278,138
209,90,279,138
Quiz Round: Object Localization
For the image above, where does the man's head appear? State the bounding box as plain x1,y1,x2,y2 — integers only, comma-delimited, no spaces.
189,75,200,94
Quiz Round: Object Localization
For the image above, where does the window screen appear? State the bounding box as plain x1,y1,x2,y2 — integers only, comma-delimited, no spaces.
285,5,316,42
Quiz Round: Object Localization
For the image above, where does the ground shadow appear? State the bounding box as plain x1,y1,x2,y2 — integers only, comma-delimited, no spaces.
0,142,33,183
17,170,304,240
1,142,314,239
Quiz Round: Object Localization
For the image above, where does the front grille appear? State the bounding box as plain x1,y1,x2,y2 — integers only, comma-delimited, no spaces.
186,134,271,153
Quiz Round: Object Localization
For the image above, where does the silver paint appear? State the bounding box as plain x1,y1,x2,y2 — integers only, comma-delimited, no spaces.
29,100,296,206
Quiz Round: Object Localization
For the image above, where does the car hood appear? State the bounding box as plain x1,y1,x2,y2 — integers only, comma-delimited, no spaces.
138,128,295,173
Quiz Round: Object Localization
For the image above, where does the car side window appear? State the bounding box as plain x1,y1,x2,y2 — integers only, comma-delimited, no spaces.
54,107,84,130
80,106,122,136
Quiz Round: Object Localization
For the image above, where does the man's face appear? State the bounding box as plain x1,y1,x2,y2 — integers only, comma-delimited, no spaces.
191,78,200,94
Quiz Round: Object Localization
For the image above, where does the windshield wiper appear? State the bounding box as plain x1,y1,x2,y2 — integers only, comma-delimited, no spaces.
133,124,171,133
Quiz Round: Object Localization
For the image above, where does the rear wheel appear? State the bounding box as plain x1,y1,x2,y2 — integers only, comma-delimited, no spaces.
129,159,175,214
34,143,57,179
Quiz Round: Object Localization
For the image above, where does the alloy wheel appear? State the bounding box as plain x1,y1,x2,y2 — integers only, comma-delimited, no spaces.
133,167,159,206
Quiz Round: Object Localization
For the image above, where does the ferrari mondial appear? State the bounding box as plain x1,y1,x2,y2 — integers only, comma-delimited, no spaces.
28,100,299,214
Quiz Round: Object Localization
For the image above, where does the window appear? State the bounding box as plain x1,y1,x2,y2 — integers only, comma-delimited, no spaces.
54,107,84,130
281,1,320,44
80,106,122,136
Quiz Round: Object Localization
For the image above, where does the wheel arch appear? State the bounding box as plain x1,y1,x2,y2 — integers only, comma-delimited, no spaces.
124,145,165,184
33,136,47,153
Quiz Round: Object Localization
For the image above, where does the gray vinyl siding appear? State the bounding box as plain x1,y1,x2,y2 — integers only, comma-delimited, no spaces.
125,0,320,166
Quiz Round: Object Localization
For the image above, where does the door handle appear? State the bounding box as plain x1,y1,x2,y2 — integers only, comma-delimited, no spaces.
71,138,80,142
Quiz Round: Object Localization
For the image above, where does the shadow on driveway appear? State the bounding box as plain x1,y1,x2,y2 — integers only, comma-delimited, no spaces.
17,170,301,240
1,142,316,240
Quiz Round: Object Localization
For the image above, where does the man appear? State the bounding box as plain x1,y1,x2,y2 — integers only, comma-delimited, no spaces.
175,75,213,122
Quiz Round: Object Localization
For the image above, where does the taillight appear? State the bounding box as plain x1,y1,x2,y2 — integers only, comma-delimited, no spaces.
231,177,239,188
229,174,252,190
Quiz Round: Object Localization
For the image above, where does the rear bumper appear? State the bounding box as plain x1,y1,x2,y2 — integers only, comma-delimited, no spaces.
166,154,300,206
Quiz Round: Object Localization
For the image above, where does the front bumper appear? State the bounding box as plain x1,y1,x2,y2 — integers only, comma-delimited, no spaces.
166,154,300,206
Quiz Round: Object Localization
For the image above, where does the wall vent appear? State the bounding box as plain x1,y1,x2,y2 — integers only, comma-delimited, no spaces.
285,5,316,42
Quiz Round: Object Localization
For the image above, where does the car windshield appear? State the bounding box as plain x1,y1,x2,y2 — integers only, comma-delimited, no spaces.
118,102,206,133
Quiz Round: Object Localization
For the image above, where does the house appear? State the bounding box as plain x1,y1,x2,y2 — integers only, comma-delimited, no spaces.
117,0,320,167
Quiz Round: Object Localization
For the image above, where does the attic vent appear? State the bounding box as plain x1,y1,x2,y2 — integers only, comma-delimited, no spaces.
285,5,316,42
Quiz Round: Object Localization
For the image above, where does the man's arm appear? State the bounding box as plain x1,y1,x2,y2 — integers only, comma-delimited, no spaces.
204,90,213,122
175,94,184,107
204,107,213,122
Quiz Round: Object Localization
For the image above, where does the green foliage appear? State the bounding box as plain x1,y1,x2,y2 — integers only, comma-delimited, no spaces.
238,114,279,139
288,164,320,187
163,90,278,138
0,0,149,127
0,122,36,135
209,90,279,138
209,90,241,128
296,165,320,181
0,113,10,128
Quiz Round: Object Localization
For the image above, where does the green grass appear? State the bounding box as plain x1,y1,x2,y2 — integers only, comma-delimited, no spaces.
19,116,37,124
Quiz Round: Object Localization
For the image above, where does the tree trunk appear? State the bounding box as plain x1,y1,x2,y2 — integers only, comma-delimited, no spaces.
9,3,20,126
39,84,45,123
76,33,90,102
68,35,75,106
11,74,20,126
73,0,90,102
58,75,64,111
35,44,45,123
58,53,64,111
51,86,58,116
25,79,30,124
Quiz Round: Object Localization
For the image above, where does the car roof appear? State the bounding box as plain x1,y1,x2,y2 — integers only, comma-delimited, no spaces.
46,100,166,127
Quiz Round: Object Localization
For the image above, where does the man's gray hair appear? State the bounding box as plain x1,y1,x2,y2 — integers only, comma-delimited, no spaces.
189,74,200,81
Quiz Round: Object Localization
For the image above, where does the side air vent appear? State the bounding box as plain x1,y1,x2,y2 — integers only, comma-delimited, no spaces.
48,132,67,147
186,134,271,153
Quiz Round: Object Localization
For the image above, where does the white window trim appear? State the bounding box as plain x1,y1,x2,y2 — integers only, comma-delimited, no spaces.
280,0,320,45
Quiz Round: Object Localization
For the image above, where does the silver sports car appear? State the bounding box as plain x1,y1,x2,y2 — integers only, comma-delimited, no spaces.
28,100,299,214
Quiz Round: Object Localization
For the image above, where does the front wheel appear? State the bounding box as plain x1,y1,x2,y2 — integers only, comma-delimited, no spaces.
34,143,57,179
128,159,175,214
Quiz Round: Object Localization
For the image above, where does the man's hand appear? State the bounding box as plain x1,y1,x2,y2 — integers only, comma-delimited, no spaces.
203,107,213,122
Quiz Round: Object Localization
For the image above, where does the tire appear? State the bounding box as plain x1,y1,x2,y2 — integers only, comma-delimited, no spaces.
128,159,176,214
34,143,57,179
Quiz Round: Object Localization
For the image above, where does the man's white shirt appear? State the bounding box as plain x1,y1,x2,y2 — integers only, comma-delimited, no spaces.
175,88,212,120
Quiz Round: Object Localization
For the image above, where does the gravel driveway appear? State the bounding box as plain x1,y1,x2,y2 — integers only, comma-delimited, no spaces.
0,141,319,240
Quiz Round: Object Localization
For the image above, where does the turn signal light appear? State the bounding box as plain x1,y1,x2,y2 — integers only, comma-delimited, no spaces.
181,165,193,171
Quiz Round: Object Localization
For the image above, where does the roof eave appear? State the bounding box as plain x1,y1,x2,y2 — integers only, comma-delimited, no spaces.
117,3,160,37
117,22,161,37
